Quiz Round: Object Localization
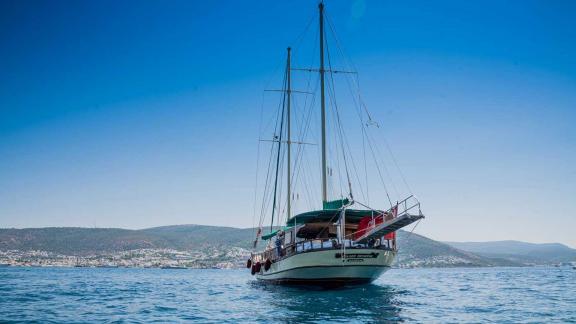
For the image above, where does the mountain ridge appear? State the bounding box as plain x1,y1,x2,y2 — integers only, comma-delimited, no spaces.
445,240,576,264
1,225,571,267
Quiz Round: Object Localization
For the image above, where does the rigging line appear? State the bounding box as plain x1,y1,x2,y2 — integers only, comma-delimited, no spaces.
354,200,380,212
272,141,286,221
291,130,316,207
324,42,349,200
406,219,422,239
286,18,316,208
255,88,287,233
297,159,311,212
331,30,377,139
344,99,378,211
324,71,353,201
291,74,317,163
257,116,279,227
290,12,315,56
260,91,286,144
325,40,365,202
339,70,377,203
290,77,316,178
337,58,396,205
269,67,289,233
324,13,358,74
290,107,315,197
326,15,381,178
334,80,377,205
324,125,336,199
328,107,345,199
285,12,318,186
292,133,317,211
259,62,294,220
324,82,350,201
362,126,370,205
290,48,316,163
289,27,319,196
364,129,393,207
293,61,317,149
328,36,380,195
328,39,366,204
335,63,402,203
292,101,313,213
348,93,399,201
302,157,317,210
329,83,366,203
290,78,319,202
292,15,323,207
322,76,342,198
365,126,401,199
325,14,375,124
347,95,397,205
258,138,278,230
275,143,287,228
298,20,319,124
259,44,299,139
258,86,287,228
290,98,308,208
252,89,267,234
380,132,415,196
301,153,316,210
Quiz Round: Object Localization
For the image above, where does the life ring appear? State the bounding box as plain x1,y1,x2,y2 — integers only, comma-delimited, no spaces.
251,264,256,275
255,262,261,273
246,259,252,269
264,259,271,271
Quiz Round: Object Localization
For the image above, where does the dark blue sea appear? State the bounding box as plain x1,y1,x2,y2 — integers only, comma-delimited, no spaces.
1,266,574,323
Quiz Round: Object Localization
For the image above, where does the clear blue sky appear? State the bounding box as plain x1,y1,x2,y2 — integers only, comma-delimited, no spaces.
1,0,575,247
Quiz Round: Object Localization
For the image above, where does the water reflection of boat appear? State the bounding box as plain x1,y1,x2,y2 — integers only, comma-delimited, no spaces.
250,280,403,321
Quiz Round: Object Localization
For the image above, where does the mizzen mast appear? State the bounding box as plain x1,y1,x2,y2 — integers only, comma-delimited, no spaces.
286,47,292,221
319,2,327,204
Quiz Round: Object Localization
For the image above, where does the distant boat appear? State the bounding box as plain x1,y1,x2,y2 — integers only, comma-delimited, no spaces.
160,265,187,269
74,257,83,267
247,2,424,287
0,263,10,267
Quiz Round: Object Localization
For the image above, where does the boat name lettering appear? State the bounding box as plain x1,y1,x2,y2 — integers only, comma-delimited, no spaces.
334,253,379,259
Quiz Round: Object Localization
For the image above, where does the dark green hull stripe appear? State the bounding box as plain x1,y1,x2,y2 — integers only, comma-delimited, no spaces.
257,264,390,277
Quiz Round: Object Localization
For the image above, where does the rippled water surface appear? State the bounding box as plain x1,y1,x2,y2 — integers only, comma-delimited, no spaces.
1,267,575,323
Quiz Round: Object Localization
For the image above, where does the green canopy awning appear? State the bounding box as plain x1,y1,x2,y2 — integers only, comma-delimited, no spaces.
323,198,350,210
285,208,383,226
261,226,294,240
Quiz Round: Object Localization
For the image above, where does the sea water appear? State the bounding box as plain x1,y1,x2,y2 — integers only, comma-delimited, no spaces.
1,267,574,323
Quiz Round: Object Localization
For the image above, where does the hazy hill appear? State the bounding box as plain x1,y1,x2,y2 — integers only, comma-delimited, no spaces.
396,231,520,267
0,225,256,255
445,240,576,264
0,225,532,267
140,225,256,250
0,227,172,255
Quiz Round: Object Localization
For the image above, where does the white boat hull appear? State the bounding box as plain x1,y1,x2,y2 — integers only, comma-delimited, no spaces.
255,248,395,286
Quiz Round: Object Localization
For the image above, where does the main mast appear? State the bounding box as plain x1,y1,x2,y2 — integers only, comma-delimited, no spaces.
286,47,292,221
319,2,327,204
